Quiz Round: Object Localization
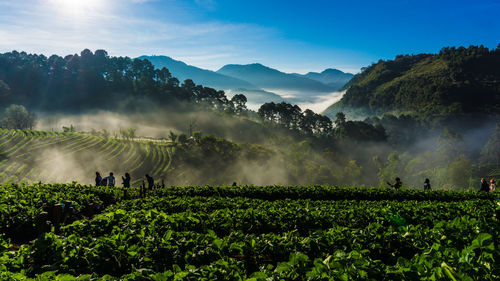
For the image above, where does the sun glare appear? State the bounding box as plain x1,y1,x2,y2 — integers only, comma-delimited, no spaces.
49,0,105,17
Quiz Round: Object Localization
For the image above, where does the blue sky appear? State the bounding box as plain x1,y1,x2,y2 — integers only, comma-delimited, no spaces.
0,0,498,74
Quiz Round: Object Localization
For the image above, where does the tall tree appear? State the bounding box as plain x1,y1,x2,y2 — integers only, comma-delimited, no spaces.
1,104,36,129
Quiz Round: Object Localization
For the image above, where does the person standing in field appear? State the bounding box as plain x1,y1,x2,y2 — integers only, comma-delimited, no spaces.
122,172,131,200
423,178,431,190
490,178,496,192
95,172,102,186
145,174,154,190
122,173,131,188
107,172,115,187
387,177,402,189
480,178,490,192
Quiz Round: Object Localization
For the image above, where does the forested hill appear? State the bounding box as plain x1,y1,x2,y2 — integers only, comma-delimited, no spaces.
323,45,500,121
0,49,240,113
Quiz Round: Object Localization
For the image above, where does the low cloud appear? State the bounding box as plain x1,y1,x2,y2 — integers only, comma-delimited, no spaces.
297,91,346,114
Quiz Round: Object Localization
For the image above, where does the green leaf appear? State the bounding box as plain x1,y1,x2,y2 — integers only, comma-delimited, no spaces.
441,262,460,281
213,239,223,249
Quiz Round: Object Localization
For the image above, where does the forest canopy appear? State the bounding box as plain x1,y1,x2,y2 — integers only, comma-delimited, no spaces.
324,45,500,123
0,49,241,114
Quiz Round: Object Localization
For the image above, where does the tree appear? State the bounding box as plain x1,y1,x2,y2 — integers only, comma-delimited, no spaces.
437,128,466,163
335,112,346,127
375,151,407,187
169,131,178,143
0,80,9,97
1,104,36,129
101,128,110,139
480,123,500,167
231,94,247,115
343,160,362,185
62,124,76,132
120,128,136,140
448,155,473,189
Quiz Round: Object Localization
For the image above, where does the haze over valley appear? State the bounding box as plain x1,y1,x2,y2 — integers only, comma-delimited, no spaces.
140,55,353,111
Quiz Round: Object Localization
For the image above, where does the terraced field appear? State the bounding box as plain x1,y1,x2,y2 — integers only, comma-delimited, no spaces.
0,129,173,185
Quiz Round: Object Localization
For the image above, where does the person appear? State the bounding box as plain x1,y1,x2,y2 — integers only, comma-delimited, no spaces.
490,178,496,192
101,177,107,187
387,177,402,189
145,174,154,190
232,182,237,186
95,172,102,186
106,172,115,187
480,178,489,192
423,178,431,191
122,173,131,188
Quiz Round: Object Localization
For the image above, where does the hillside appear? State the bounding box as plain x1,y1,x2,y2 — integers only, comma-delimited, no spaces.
138,55,256,90
139,56,285,107
0,129,174,186
0,128,303,186
0,50,243,114
323,45,500,121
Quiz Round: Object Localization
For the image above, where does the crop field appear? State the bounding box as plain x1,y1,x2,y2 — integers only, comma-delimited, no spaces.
0,184,498,280
0,129,172,186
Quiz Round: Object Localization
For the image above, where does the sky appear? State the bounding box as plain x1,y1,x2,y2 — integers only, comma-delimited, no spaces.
0,0,499,74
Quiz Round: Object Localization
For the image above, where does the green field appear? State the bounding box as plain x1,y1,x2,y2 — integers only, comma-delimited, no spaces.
0,129,173,186
0,184,498,280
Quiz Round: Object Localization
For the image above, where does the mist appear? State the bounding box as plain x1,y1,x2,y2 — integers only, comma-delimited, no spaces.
297,91,346,114
1,101,495,189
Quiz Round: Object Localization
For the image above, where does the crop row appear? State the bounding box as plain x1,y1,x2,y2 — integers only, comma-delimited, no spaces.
0,184,498,280
153,185,499,201
0,129,174,185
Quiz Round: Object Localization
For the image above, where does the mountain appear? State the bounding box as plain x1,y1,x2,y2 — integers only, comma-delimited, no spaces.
140,56,288,107
141,56,353,108
323,45,500,121
217,63,337,99
295,68,353,90
139,55,256,90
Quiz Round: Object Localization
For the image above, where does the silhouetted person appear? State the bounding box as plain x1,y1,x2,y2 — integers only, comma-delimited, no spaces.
387,177,402,189
122,173,131,188
101,177,107,187
423,178,431,191
480,178,489,192
106,172,115,187
490,178,496,192
95,172,102,186
232,182,237,186
146,174,154,190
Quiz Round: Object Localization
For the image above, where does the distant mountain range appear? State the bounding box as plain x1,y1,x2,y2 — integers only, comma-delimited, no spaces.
139,55,353,108
295,69,355,90
217,63,335,93
139,56,256,90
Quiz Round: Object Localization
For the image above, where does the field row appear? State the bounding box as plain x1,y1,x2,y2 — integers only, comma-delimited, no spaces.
0,184,498,280
0,129,173,185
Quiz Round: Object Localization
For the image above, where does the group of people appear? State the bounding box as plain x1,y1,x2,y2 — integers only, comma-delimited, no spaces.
386,177,497,192
480,178,496,192
386,177,431,190
95,172,116,187
95,171,156,189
